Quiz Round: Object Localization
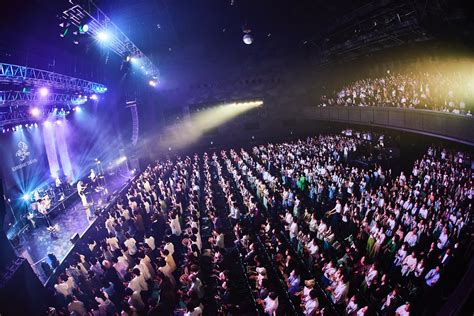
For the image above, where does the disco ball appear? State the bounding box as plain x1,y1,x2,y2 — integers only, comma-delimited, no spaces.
243,34,253,45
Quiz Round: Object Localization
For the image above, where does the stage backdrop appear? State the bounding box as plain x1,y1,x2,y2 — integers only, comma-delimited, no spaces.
0,127,50,230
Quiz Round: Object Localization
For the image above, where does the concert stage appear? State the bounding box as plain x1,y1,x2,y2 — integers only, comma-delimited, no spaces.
13,174,131,284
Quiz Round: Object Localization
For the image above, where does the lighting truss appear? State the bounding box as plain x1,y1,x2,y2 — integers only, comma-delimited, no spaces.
0,62,107,94
0,111,28,127
0,107,72,128
0,90,85,107
62,0,159,78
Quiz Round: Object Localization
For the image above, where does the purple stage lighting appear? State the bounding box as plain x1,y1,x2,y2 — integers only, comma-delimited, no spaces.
74,106,82,112
44,121,51,127
90,94,98,100
39,87,49,96
149,80,157,87
56,120,62,125
31,107,41,117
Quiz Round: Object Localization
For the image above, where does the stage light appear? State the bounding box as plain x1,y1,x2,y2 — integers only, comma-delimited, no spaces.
39,87,49,96
31,107,41,117
2,129,4,133
97,31,110,42
90,94,98,100
34,123,38,127
79,24,89,34
243,34,253,45
22,193,30,201
74,106,82,112
44,121,51,127
56,120,62,125
149,80,157,87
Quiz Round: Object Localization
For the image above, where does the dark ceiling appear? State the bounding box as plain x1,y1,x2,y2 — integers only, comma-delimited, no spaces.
0,0,472,86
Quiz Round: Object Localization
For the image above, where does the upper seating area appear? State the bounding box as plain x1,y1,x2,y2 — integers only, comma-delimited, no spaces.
319,68,474,116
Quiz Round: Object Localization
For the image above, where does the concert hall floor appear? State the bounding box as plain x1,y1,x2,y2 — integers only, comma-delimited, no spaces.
16,175,130,284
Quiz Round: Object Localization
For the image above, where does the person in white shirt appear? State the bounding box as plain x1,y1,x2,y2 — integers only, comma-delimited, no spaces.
401,251,417,277
329,275,349,304
68,296,87,316
303,289,319,315
289,216,299,245
184,303,202,316
261,292,279,315
317,219,328,240
308,239,319,258
170,214,182,236
437,227,449,250
395,302,411,316
346,295,359,315
106,235,120,252
54,275,74,298
404,229,418,248
309,213,318,233
128,268,148,292
215,230,225,249
144,234,155,250
124,234,137,256
363,264,378,290
394,244,408,267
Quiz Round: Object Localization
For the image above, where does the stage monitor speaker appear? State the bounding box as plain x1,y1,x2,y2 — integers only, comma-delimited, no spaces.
70,233,80,244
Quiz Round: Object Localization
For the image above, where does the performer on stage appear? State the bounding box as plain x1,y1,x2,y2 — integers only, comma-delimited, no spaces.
55,177,61,188
77,181,88,207
77,180,93,221
38,196,52,227
89,169,97,183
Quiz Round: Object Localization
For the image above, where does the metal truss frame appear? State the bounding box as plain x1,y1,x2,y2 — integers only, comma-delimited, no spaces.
0,62,107,94
62,0,159,78
0,90,83,107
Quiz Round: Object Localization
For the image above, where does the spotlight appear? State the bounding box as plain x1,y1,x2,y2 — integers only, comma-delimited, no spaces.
97,31,110,42
2,129,4,133
44,121,51,127
56,120,62,125
31,107,41,117
148,80,157,87
39,87,49,96
74,106,82,112
22,193,30,201
90,94,98,100
79,24,89,34
34,123,38,127
243,34,253,45
130,57,137,63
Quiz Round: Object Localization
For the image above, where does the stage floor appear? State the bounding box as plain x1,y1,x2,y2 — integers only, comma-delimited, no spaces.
16,175,130,283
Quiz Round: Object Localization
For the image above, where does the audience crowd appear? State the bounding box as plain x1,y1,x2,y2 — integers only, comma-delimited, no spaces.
46,132,472,316
319,71,473,116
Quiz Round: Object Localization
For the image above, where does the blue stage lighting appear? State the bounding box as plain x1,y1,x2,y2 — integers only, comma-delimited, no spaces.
22,193,30,201
97,31,110,42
